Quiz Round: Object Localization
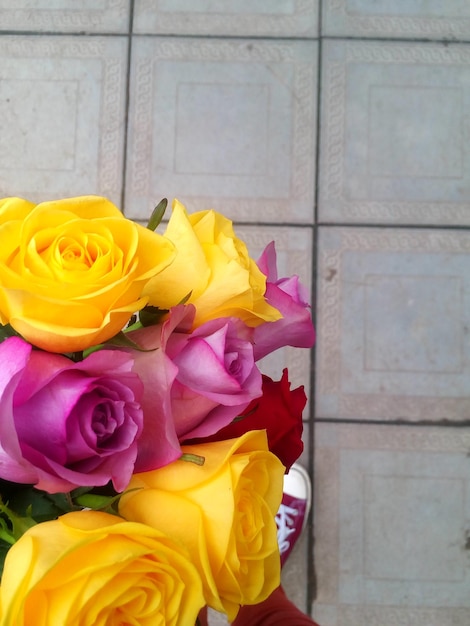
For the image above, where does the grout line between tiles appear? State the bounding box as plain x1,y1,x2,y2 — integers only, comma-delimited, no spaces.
1,32,469,45
120,0,134,212
321,33,470,45
199,221,470,231
131,32,320,42
0,31,131,37
313,418,470,428
233,221,315,228
306,13,324,616
317,222,470,231
0,30,319,42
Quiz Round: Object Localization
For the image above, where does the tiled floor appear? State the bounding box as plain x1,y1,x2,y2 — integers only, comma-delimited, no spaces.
319,39,470,225
313,423,470,626
1,2,469,625
125,36,317,222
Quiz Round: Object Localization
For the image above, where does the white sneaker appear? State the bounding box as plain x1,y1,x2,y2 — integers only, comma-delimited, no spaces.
275,463,311,566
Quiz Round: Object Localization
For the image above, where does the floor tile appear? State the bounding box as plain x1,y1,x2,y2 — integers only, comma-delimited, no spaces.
322,0,470,40
125,37,317,224
318,40,470,225
312,422,470,626
133,0,318,37
0,0,130,33
316,226,470,422
0,36,127,205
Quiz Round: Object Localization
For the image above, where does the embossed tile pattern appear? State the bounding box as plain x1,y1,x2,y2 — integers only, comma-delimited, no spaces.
316,227,470,422
318,40,470,225
124,37,317,224
0,36,127,204
313,423,470,626
0,0,130,33
2,4,469,624
133,0,318,37
323,0,470,40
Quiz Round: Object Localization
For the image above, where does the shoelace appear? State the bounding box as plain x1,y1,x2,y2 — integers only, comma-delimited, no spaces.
275,503,299,555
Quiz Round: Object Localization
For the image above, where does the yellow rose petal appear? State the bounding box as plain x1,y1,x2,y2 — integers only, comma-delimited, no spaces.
120,431,284,621
0,511,204,626
0,195,175,352
144,199,281,328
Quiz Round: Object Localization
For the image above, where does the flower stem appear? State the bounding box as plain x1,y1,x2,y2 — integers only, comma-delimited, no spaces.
180,453,205,466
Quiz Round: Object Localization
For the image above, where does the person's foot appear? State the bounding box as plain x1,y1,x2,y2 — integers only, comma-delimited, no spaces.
275,463,311,566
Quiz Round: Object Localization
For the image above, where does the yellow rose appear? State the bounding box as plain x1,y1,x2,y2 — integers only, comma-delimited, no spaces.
0,196,174,353
143,199,281,327
119,430,284,621
0,511,204,626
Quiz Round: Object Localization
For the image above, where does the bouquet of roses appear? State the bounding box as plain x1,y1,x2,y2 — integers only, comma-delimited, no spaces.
0,195,314,625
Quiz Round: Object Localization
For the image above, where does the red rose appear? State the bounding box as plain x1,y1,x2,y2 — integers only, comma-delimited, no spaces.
193,369,306,471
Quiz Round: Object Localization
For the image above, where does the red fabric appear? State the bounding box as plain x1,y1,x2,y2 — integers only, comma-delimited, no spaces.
198,587,319,626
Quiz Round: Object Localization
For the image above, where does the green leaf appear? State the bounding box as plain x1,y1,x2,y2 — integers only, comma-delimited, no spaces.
45,492,75,513
75,488,141,514
0,324,21,343
146,198,168,231
0,518,16,546
0,539,11,575
178,291,193,306
83,332,156,356
0,484,69,522
74,493,118,511
138,305,169,327
0,497,37,543
82,343,105,358
123,319,143,333
104,332,145,350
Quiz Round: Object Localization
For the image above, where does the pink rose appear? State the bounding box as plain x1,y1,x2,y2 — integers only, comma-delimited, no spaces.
128,305,262,442
253,242,315,360
124,333,181,473
0,336,145,493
